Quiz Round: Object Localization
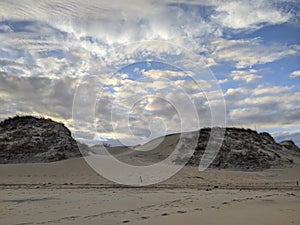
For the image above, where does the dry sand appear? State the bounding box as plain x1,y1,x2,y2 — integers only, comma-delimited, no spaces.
1,158,300,225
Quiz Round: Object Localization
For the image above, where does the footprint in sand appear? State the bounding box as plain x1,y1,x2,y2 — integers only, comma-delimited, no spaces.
194,208,202,211
140,216,150,220
122,220,130,223
177,210,187,214
161,213,169,216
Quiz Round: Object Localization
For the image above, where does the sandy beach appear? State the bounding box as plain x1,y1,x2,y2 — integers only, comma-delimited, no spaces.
1,158,300,225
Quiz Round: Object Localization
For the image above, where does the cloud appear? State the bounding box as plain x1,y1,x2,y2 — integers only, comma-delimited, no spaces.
226,84,300,129
142,69,192,79
218,78,228,84
0,24,13,32
1,0,294,49
210,38,300,68
272,130,300,147
0,74,78,122
0,0,299,145
0,0,218,45
211,1,290,30
230,69,262,83
0,1,298,81
69,70,219,145
290,70,300,78
225,87,251,102
252,85,291,96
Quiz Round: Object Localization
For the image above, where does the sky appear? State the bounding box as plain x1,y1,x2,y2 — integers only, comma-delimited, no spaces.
0,0,299,146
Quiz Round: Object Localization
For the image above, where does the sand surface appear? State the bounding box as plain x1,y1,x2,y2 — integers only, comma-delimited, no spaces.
1,158,300,225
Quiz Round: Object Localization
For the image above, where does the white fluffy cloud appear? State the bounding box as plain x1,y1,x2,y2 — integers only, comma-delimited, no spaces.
0,0,294,45
212,1,290,30
225,87,251,101
230,69,262,83
142,70,191,79
210,38,300,68
226,85,300,130
0,0,216,45
290,70,300,78
252,85,291,96
0,0,297,81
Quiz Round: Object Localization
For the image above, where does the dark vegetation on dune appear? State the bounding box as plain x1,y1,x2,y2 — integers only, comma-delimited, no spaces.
184,128,300,170
0,116,299,170
0,116,88,163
